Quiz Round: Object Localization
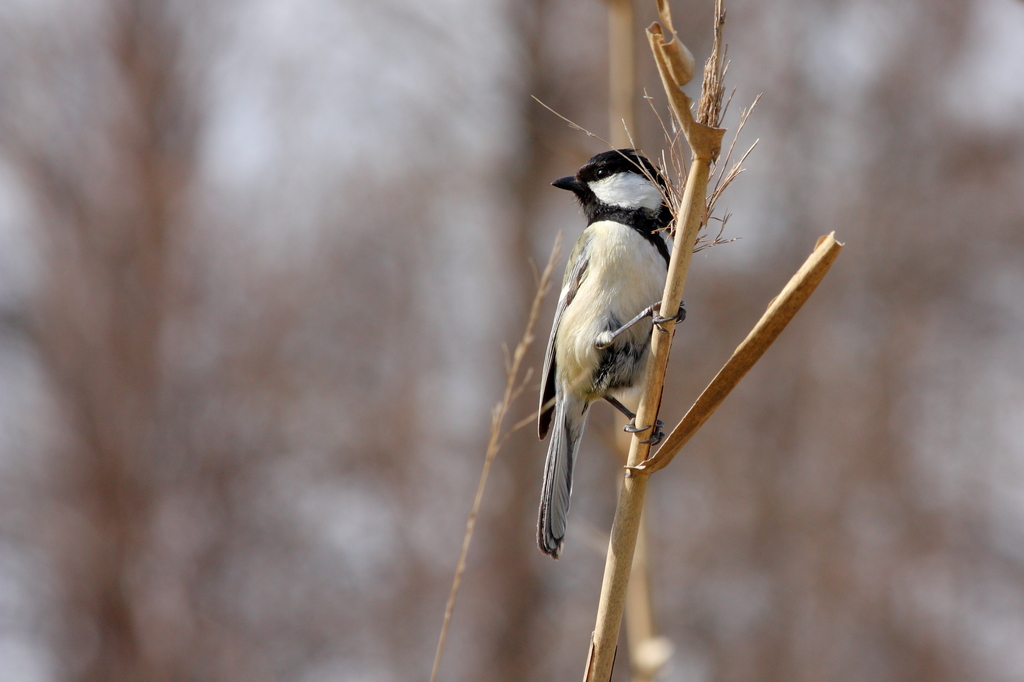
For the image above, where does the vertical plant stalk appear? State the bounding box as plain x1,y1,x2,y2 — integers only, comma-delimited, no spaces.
582,3,841,680
623,511,673,682
584,3,724,680
608,0,635,146
584,151,719,682
606,3,669,681
430,235,562,682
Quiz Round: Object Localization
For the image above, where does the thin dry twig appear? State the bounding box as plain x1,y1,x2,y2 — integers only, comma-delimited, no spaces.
707,93,761,223
643,90,689,218
693,212,737,253
711,93,760,197
690,93,759,252
429,234,563,682
532,96,685,234
533,96,617,149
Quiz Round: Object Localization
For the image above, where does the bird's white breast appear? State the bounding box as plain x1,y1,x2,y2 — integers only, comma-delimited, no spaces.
556,221,668,397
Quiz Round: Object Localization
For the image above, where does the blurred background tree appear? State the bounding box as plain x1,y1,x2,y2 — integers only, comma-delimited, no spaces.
0,0,1022,681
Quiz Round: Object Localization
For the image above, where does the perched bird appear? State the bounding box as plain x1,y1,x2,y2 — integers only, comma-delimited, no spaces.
537,149,684,559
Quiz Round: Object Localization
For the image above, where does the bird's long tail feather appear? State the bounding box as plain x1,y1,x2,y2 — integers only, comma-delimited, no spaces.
538,395,589,558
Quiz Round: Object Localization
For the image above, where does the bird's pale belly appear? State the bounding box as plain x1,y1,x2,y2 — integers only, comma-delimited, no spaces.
555,220,668,401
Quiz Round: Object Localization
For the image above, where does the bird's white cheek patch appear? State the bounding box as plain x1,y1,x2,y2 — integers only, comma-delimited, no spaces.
588,172,663,211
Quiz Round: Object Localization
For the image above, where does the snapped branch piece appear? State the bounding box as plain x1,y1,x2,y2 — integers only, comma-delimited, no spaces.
632,232,844,475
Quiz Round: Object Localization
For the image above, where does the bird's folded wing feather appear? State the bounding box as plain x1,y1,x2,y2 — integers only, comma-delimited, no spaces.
538,232,592,439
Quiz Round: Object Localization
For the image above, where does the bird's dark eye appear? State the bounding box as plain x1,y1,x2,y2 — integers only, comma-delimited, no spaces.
595,168,608,179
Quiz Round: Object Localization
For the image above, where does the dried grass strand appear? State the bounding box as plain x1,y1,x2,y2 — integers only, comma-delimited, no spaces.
429,234,562,682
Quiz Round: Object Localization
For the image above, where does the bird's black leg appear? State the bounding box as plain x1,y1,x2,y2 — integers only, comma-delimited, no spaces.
595,301,687,348
604,396,636,421
652,301,686,334
606,396,665,441
594,305,657,349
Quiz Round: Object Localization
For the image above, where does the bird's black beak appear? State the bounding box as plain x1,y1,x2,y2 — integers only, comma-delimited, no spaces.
552,176,584,193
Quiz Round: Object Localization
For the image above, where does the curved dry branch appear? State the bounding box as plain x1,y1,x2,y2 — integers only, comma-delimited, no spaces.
633,232,844,474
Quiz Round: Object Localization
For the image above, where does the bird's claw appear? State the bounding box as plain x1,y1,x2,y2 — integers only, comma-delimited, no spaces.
652,302,686,334
624,418,665,445
623,418,649,434
637,422,665,445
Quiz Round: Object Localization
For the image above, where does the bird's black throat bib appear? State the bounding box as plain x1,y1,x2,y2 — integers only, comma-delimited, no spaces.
587,205,673,266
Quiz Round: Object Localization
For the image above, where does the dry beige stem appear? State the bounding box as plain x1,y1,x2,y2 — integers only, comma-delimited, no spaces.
632,232,844,474
429,235,562,682
584,152,715,682
624,511,673,682
608,0,635,147
584,14,726,682
607,7,670,680
650,0,695,87
582,5,841,681
647,28,715,162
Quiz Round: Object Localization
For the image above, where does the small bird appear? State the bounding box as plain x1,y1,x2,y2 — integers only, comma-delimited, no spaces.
537,149,684,559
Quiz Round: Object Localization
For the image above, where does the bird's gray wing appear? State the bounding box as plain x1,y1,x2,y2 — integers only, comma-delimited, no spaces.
538,232,592,439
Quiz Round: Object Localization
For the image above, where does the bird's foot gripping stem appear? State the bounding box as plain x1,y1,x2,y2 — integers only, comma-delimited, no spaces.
604,397,664,445
623,418,665,445
652,301,686,334
595,300,686,349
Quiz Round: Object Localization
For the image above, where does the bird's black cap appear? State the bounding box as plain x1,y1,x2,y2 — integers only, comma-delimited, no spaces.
551,149,666,197
575,149,666,188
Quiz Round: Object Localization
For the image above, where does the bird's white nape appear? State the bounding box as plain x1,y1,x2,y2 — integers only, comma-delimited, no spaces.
587,171,663,211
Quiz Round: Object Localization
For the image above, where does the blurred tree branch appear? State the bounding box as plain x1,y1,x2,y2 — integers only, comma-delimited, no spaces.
20,3,194,680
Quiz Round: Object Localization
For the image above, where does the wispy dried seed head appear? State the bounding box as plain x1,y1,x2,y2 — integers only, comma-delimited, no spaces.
696,0,727,127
